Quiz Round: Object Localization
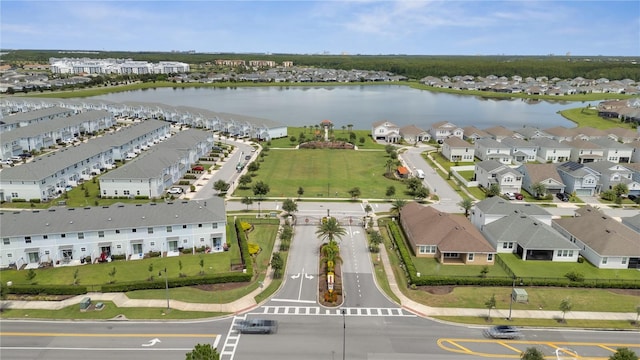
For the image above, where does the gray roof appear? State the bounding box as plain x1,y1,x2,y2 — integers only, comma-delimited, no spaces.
475,159,505,172
621,213,640,234
529,137,573,149
553,206,640,256
1,106,73,125
474,196,552,217
501,137,536,148
484,213,579,250
589,137,632,150
1,110,111,143
0,120,169,181
475,137,509,149
0,198,226,237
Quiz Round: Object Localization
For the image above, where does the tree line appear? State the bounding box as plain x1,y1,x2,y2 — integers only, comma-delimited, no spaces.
2,50,639,81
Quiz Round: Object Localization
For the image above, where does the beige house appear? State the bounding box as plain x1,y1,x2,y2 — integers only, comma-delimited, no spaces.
400,202,495,265
441,136,474,162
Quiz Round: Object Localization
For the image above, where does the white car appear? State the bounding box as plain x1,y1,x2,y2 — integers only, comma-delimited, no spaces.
0,159,14,165
167,187,183,194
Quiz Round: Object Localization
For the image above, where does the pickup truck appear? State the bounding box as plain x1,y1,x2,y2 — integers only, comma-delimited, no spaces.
236,319,278,334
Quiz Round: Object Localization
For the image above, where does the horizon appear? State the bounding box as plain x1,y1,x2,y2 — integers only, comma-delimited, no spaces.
1,1,638,57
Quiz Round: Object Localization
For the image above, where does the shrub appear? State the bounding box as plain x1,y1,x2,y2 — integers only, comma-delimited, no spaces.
248,242,260,255
565,271,585,282
11,198,26,203
29,199,41,203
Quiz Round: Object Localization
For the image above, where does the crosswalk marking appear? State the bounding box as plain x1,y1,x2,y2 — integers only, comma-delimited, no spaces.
255,306,415,317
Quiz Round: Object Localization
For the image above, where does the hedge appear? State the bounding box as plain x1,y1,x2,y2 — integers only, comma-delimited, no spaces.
100,272,251,292
4,284,88,296
234,218,253,276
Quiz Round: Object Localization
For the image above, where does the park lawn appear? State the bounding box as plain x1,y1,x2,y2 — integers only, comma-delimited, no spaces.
500,253,640,281
0,301,225,320
234,148,408,199
559,107,635,129
270,127,385,150
1,252,231,287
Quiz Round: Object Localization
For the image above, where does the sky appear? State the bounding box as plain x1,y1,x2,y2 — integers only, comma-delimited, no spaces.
1,0,639,56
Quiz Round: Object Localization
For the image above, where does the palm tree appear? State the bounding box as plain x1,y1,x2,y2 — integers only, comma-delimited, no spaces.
458,198,474,217
316,217,347,245
390,199,408,218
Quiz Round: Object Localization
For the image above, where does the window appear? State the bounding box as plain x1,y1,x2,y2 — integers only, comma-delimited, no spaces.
418,245,436,254
81,247,86,251
443,253,459,258
183,239,188,244
148,227,153,234
45,250,50,255
467,253,474,261
25,236,32,244
43,235,48,239
114,190,118,195
502,242,514,249
61,233,66,238
123,190,130,195
116,244,121,249
132,229,136,233
115,230,120,234
602,257,608,264
98,231,104,238
198,224,203,228
78,232,84,239
150,242,155,246
183,225,187,229
3,238,9,245
7,253,12,258
487,253,494,261
166,226,172,233
622,258,627,265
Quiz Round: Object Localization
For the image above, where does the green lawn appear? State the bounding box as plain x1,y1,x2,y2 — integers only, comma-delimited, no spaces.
269,127,386,150
559,107,636,129
233,148,409,199
500,253,640,281
413,257,510,278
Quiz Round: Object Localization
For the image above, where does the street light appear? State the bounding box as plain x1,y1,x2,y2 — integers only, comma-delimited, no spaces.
164,267,170,310
341,308,346,360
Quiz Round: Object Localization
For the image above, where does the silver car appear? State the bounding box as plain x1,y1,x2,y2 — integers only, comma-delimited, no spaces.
484,325,522,339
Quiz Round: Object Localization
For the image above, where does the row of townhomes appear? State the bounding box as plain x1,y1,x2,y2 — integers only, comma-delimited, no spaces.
49,58,191,75
0,199,227,269
400,198,640,270
0,98,288,203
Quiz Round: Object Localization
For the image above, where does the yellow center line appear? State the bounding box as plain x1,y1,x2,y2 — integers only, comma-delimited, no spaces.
497,341,522,353
0,332,217,338
598,345,617,353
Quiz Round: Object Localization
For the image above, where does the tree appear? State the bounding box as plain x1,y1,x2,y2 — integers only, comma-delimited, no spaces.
487,183,501,197
185,343,220,360
520,347,545,360
238,174,253,189
213,180,230,194
364,204,372,215
25,269,37,282
178,260,184,277
297,186,304,199
199,257,205,275
484,294,496,320
348,187,361,199
316,216,347,245
414,186,429,201
282,198,297,216
390,198,407,218
108,266,117,283
559,297,572,322
385,186,396,198
241,196,253,210
458,198,474,217
531,182,547,199
289,136,296,144
609,348,638,360
252,181,270,199
247,161,259,172
369,230,383,252
385,158,395,176
271,252,284,278
405,177,422,193
613,183,629,205
148,263,154,281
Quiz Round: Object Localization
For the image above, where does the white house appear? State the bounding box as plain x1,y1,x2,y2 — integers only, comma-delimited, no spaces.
441,136,474,162
429,121,463,142
371,120,401,143
530,137,572,163
474,160,523,194
474,138,512,164
0,199,227,269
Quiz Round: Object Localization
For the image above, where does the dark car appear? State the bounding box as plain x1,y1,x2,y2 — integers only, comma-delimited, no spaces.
484,325,522,339
236,319,278,334
18,153,32,158
556,192,569,202
627,194,637,201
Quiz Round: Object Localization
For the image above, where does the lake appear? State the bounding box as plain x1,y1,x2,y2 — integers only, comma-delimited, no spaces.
92,85,585,130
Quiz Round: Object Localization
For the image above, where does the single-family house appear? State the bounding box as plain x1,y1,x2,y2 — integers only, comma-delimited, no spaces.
589,137,633,163
556,162,600,196
371,120,401,143
474,138,512,164
630,140,640,163
399,202,495,264
428,121,463,142
501,137,538,164
399,125,430,144
517,163,566,196
474,160,522,194
483,125,518,142
573,126,608,141
565,139,605,163
530,137,572,163
461,126,490,143
583,161,640,194
481,212,579,261
544,126,576,142
514,126,552,140
470,196,553,229
552,206,640,269
622,213,640,234
606,127,639,144
441,137,474,163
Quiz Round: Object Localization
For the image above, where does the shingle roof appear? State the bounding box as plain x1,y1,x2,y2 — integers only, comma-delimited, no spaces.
473,197,551,216
484,213,579,250
400,202,494,253
553,206,640,256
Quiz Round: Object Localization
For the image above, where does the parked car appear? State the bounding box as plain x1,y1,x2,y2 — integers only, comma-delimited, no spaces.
245,155,251,160
167,187,183,194
236,319,278,334
192,165,205,171
513,192,524,200
503,192,516,200
18,153,32,158
556,192,569,202
484,325,522,339
627,194,637,201
0,159,14,166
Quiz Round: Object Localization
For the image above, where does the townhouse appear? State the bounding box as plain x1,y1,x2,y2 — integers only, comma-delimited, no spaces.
0,106,74,133
0,199,227,269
